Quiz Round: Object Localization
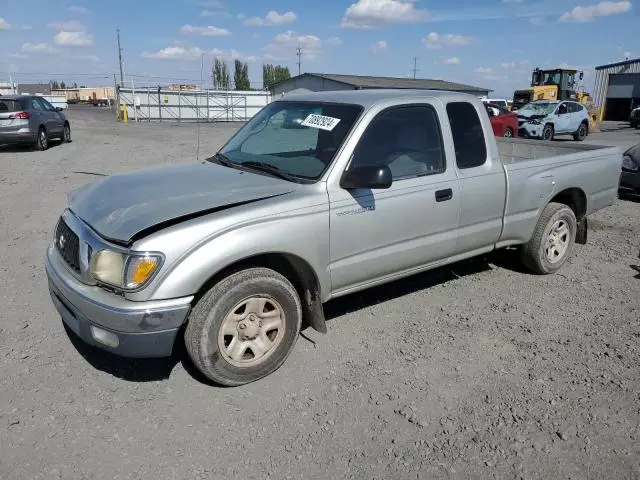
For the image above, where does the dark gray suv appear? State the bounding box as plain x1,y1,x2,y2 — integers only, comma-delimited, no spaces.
0,95,71,150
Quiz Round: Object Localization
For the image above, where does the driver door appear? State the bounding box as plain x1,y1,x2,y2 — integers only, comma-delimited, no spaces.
328,103,460,294
554,102,572,133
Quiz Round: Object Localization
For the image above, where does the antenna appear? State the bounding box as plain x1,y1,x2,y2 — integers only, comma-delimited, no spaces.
117,28,124,85
296,46,302,75
196,53,204,162
411,57,419,79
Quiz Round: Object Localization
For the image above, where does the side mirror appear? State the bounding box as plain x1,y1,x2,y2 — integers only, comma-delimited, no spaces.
579,72,584,80
55,107,63,111
340,165,392,190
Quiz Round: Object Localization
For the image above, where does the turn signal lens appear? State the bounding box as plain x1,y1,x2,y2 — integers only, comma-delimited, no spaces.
125,256,161,289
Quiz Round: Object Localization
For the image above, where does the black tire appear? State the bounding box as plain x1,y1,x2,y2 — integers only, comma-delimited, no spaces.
35,127,48,151
542,124,554,141
573,122,588,141
62,123,71,143
504,127,514,138
185,268,302,386
521,202,577,274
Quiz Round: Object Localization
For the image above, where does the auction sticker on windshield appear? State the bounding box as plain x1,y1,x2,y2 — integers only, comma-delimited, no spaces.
300,114,341,131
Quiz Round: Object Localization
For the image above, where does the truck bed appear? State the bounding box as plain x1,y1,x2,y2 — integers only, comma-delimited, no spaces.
496,137,612,165
495,137,622,249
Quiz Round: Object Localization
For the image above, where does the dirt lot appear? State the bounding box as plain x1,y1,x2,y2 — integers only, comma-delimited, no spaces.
1,106,639,480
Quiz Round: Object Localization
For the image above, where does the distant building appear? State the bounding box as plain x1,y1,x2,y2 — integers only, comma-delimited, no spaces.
52,87,115,103
17,83,52,95
592,57,640,121
269,73,491,97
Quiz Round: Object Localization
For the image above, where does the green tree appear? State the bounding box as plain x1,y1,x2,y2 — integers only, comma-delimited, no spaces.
262,64,291,89
212,57,230,90
72,82,78,88
234,59,250,90
60,80,66,89
49,80,60,90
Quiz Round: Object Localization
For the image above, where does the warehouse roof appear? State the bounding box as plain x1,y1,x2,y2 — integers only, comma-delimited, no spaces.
595,57,640,70
272,73,491,94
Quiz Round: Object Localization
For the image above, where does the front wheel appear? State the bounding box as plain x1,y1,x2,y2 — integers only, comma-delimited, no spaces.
573,123,587,141
185,268,302,386
542,124,554,141
503,127,514,137
521,202,577,274
62,123,71,143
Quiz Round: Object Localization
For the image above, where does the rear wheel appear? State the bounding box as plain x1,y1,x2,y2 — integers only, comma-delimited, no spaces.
521,202,577,274
185,267,302,386
34,127,48,151
62,123,71,143
573,122,587,141
503,127,514,137
542,124,554,141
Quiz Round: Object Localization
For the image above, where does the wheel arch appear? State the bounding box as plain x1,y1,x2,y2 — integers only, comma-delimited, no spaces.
549,187,588,244
193,252,327,334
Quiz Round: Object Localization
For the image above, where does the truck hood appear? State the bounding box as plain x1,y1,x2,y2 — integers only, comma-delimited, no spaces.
68,163,295,244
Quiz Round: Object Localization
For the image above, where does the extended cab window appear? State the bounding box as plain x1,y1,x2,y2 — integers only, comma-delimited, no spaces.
350,105,445,180
446,102,487,169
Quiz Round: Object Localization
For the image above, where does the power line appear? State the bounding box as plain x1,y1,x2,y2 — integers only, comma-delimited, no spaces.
412,57,419,79
296,46,302,75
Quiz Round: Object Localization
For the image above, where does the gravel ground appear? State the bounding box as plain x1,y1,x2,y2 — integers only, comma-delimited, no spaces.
1,106,639,480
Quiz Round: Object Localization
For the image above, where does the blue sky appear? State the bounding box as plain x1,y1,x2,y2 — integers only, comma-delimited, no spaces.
0,0,637,96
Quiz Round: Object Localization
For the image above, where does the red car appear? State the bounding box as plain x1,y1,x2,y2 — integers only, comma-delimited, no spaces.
484,103,518,137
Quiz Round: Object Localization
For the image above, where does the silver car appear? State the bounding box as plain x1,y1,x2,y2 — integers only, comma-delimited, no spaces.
0,95,71,150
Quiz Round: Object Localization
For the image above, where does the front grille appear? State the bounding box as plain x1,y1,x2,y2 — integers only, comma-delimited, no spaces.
55,217,81,273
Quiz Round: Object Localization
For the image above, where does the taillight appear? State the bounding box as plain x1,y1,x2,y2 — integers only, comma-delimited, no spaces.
9,112,30,119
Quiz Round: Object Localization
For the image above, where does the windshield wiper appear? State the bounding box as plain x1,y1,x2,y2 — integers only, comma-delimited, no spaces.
239,161,299,182
206,152,235,167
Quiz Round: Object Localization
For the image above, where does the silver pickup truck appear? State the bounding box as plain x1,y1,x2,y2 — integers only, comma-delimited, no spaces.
46,90,622,386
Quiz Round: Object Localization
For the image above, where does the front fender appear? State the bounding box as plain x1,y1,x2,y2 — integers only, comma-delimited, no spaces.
142,207,331,302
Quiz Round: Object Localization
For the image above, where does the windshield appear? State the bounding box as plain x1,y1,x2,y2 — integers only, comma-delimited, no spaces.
518,102,557,116
217,101,363,181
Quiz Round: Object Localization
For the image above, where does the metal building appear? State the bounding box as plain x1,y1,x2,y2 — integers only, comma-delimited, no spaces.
593,58,640,121
269,73,491,98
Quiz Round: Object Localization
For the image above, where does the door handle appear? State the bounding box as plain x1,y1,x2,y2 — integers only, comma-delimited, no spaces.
435,188,453,202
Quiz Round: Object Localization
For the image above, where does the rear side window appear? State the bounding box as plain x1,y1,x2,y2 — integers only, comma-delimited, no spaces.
0,100,22,112
446,102,487,169
568,102,583,113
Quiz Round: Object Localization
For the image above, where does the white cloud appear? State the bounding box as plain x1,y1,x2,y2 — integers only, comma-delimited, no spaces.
263,30,322,61
9,52,29,59
326,36,342,46
142,45,256,62
54,30,93,46
0,17,11,30
443,57,461,65
623,51,632,58
245,10,297,27
341,0,428,29
142,46,205,60
560,1,631,22
423,32,475,49
48,20,87,31
474,67,493,73
69,6,89,14
20,25,32,30
501,62,516,68
179,24,232,36
371,40,388,53
21,42,57,53
237,14,246,20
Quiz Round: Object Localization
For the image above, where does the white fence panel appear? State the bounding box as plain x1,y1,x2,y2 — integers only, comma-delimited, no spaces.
116,87,271,122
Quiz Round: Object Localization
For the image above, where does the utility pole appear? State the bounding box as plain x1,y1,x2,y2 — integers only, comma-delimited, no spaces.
411,57,419,79
296,46,302,75
117,27,124,86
